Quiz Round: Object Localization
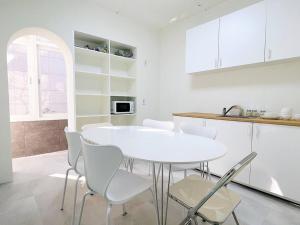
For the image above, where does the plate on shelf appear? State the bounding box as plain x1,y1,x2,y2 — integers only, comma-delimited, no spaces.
260,112,280,120
260,115,280,120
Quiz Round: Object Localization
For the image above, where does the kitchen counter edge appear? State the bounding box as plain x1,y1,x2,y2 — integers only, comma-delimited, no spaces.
173,112,300,127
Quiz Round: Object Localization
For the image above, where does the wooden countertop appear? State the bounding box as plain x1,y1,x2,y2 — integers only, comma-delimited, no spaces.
173,112,300,127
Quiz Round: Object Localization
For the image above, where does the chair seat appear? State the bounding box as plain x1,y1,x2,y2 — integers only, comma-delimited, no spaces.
172,163,201,171
75,156,85,176
169,174,241,224
106,169,152,204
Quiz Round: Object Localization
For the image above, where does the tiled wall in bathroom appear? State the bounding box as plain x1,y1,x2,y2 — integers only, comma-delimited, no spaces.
10,120,68,158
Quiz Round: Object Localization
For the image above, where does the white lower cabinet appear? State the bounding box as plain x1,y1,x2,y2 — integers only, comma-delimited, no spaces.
251,124,300,202
205,119,252,184
173,116,300,203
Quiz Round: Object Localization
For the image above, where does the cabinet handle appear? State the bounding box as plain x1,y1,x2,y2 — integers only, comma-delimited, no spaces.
215,59,218,68
255,126,260,139
249,125,253,139
268,49,272,60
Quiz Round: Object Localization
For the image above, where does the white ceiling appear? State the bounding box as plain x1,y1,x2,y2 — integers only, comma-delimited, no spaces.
90,0,227,28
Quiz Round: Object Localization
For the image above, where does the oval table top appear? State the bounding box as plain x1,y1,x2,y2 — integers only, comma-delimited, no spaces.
82,126,227,164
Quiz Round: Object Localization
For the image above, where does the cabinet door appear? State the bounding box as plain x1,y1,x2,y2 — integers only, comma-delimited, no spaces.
251,124,300,202
206,120,252,184
185,19,220,73
219,1,266,68
173,116,205,132
266,0,300,61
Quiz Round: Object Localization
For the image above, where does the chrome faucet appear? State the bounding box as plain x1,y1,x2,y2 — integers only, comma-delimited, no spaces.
222,105,242,117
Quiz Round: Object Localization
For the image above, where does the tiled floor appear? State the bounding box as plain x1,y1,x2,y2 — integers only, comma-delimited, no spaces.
0,151,299,225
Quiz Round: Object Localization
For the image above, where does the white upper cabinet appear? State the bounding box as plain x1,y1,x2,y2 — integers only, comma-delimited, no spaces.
265,0,300,61
219,1,266,68
251,124,300,202
185,19,220,73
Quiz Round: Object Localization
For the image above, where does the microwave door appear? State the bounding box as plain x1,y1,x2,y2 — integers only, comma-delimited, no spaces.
117,103,130,113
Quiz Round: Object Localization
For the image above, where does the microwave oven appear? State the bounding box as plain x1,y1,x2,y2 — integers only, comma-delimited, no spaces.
111,101,135,114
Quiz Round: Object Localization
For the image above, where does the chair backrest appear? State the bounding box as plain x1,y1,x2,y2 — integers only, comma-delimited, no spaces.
64,127,82,168
80,137,124,197
180,152,257,225
180,122,217,140
143,119,174,131
81,122,112,131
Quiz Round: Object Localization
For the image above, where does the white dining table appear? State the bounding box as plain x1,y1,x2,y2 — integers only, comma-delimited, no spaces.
82,126,227,225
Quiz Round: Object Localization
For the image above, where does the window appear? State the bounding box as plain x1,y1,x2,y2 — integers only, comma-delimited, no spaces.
7,35,67,121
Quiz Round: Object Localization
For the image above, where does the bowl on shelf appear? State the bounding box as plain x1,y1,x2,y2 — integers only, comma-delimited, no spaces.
279,114,292,120
293,114,300,121
280,107,293,115
261,112,279,119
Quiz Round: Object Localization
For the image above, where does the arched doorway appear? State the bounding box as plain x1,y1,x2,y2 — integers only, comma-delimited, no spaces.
7,28,74,158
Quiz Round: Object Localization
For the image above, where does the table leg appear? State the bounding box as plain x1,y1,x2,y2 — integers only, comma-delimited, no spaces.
152,163,172,225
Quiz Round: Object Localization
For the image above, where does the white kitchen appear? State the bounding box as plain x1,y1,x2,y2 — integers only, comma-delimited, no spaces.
0,0,300,225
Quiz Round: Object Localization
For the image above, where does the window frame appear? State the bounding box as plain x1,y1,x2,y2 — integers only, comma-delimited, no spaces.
8,36,68,122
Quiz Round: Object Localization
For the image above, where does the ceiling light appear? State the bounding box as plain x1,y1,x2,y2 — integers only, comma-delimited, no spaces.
169,17,178,23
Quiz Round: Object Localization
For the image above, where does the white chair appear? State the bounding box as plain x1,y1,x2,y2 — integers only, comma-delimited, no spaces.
81,122,112,131
61,127,85,225
172,122,217,178
142,118,175,131
77,138,153,225
169,152,257,225
142,119,175,175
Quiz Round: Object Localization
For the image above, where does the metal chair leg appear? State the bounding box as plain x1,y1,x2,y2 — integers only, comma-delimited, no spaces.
130,159,134,173
78,191,93,225
106,203,112,225
72,175,82,225
60,167,73,210
156,164,162,184
192,217,199,225
232,211,240,225
148,162,151,176
122,204,127,216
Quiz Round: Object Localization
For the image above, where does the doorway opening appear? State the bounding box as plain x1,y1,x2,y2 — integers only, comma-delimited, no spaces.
7,29,72,158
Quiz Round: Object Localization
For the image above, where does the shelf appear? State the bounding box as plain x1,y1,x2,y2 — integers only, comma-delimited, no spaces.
110,74,136,80
77,114,110,118
76,91,109,96
111,113,136,116
76,70,109,77
110,93,136,97
75,46,109,58
74,32,137,128
110,54,136,62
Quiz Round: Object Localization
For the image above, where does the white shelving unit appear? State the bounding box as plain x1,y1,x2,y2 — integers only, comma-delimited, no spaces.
74,32,137,130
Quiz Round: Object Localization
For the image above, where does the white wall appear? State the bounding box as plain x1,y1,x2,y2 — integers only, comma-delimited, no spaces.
0,0,161,183
159,0,300,119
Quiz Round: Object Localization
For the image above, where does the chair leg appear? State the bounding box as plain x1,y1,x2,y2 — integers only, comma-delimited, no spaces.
156,164,161,183
232,211,240,225
184,169,187,178
78,191,92,225
130,159,134,173
192,217,199,225
148,162,151,176
122,204,127,216
106,203,112,225
60,167,73,210
72,175,82,225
